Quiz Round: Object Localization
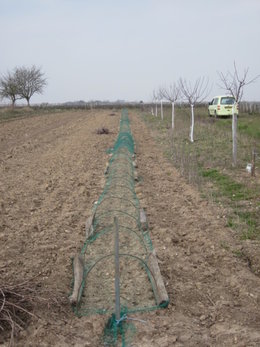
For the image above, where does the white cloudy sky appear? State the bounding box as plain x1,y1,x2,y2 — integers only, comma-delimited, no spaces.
0,0,260,103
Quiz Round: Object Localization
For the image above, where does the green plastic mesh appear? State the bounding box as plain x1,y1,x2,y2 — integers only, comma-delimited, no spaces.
71,109,168,346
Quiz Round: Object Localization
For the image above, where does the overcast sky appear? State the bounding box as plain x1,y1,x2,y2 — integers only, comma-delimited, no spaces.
0,0,260,103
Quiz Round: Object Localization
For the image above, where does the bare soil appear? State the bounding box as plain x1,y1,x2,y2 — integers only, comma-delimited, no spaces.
0,109,259,346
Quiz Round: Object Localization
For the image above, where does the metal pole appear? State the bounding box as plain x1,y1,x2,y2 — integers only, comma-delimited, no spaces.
114,217,120,321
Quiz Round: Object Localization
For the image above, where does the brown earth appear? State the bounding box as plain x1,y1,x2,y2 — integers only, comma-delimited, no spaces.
0,109,259,346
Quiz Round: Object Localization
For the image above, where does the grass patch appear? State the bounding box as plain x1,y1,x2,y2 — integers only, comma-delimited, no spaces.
238,116,260,140
215,113,260,140
140,105,260,240
0,107,34,122
0,107,62,123
232,249,245,258
201,168,253,201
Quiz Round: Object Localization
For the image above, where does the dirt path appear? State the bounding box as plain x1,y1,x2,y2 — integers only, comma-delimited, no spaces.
1,109,260,346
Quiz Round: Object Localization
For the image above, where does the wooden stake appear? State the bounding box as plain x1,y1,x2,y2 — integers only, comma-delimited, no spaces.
140,208,147,231
85,212,95,238
251,148,256,177
69,254,84,305
232,111,238,167
147,250,169,307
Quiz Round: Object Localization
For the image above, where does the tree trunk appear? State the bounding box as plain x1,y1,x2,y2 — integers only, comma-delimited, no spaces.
26,98,30,107
190,104,194,143
155,102,158,117
171,101,175,130
161,100,163,120
232,103,238,167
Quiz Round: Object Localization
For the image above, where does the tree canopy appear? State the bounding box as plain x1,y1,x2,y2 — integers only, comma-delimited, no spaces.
0,66,47,107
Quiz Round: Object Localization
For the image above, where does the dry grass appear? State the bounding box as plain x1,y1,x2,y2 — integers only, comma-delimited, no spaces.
0,278,68,346
0,280,37,346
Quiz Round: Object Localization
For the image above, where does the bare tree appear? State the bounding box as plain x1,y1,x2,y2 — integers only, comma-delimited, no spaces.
0,71,20,108
15,65,47,106
218,62,260,166
179,77,210,142
157,88,164,120
160,83,180,129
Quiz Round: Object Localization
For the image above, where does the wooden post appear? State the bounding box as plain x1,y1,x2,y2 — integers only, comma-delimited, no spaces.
85,212,95,238
147,250,169,307
114,217,120,321
251,148,256,177
140,208,147,231
232,112,238,167
69,254,85,305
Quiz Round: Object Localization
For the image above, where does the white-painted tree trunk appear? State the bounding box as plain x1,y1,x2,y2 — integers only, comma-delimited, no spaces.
171,101,175,129
190,104,194,143
151,107,154,116
232,102,238,166
155,102,158,117
161,100,164,120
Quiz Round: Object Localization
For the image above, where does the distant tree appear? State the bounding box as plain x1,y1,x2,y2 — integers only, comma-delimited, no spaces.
157,88,164,120
0,71,20,108
218,62,260,166
15,65,47,106
179,77,210,142
152,89,159,117
159,83,180,129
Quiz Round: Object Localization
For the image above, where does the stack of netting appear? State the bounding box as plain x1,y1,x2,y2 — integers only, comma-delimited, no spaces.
72,109,168,346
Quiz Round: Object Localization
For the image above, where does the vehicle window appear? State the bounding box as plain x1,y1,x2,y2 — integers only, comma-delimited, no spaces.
213,98,219,105
221,97,235,105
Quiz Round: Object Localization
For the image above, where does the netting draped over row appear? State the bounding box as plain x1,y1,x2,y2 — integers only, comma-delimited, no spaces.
72,110,168,321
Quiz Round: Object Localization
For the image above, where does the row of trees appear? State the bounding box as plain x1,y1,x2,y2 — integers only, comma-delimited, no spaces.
0,66,47,107
151,62,259,166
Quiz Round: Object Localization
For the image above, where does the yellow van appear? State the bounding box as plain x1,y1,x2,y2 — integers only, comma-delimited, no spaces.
208,95,238,117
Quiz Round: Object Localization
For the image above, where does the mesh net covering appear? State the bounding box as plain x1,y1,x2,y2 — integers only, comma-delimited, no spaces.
72,109,168,346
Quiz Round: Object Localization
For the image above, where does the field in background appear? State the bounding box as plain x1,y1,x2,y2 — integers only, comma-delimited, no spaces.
141,105,260,241
0,106,65,122
1,104,259,239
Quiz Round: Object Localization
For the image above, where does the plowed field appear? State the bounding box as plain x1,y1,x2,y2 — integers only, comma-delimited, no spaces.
1,109,259,346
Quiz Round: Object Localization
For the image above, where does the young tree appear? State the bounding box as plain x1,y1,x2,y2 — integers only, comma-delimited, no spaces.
160,98,164,120
15,65,47,106
0,71,20,108
179,77,210,142
218,62,259,166
160,83,180,129
152,90,159,117
157,88,164,120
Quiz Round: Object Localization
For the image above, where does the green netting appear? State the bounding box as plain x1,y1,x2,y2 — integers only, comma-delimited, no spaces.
71,109,168,346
